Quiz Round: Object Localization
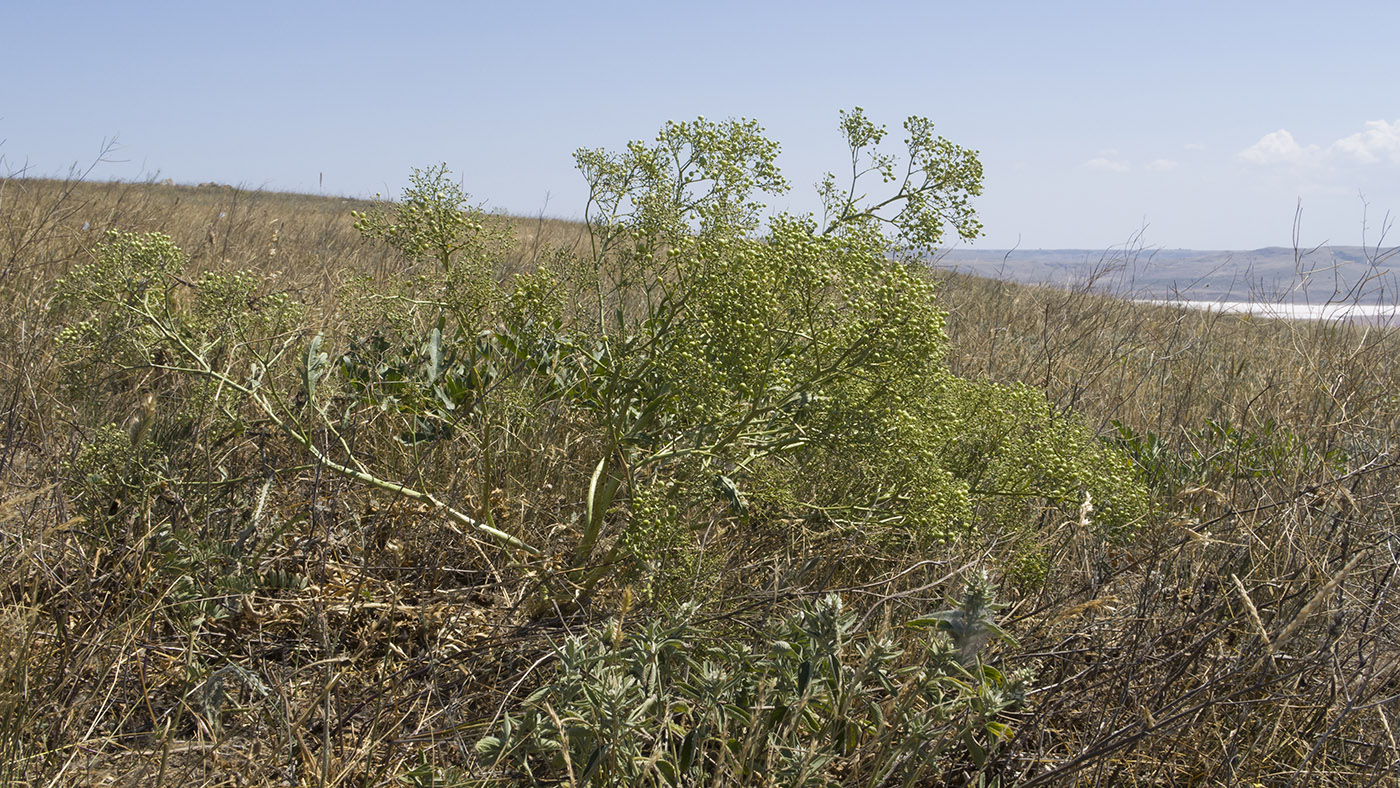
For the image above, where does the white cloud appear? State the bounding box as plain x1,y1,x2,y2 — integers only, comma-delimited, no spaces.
1145,158,1179,172
1237,129,1323,165
1086,156,1129,172
1332,119,1400,164
1238,121,1400,168
1184,143,1208,151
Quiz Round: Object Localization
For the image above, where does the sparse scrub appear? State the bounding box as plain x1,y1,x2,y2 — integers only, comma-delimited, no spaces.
0,115,1396,787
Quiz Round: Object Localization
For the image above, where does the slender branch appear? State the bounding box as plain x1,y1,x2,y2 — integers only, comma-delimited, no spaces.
131,298,540,556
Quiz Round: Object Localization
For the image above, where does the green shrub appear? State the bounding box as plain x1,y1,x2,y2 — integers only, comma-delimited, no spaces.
352,162,511,328
477,578,1030,787
544,109,1148,577
49,111,1150,601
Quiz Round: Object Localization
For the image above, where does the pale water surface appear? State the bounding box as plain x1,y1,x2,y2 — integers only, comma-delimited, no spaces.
1139,300,1400,325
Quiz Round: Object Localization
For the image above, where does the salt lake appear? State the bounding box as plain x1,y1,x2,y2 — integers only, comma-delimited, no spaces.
1139,299,1400,325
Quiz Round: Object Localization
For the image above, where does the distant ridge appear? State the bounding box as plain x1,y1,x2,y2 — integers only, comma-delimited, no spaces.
933,245,1400,303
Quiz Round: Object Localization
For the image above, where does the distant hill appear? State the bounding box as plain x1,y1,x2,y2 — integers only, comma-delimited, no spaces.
932,245,1400,303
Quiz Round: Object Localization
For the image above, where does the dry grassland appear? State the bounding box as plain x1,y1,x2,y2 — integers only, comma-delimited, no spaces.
1,174,1398,786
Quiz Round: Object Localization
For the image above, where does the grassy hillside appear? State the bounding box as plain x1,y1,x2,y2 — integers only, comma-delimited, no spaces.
935,243,1400,303
2,171,1399,787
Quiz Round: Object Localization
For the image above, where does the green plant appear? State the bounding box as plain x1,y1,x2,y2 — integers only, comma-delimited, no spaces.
1187,417,1347,484
478,582,1029,787
53,230,539,556
818,107,984,256
352,163,512,328
544,111,1147,593
51,113,1150,606
352,163,493,276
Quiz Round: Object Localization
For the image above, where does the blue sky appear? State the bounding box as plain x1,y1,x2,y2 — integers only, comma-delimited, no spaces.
3,0,1398,250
